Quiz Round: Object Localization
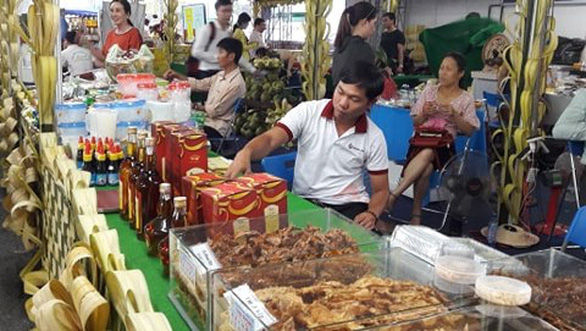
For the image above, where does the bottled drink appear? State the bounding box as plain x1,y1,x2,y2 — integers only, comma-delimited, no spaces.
119,127,138,220
487,217,498,246
129,132,148,229
107,144,120,186
144,183,173,256
160,196,186,276
76,136,84,169
136,137,161,239
95,142,107,186
81,142,95,185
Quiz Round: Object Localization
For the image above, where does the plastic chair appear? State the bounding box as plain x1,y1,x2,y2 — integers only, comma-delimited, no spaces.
261,151,297,190
210,98,245,156
370,104,413,163
483,91,509,129
562,206,586,251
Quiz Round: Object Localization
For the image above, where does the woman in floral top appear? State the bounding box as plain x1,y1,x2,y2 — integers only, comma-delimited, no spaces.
387,52,480,224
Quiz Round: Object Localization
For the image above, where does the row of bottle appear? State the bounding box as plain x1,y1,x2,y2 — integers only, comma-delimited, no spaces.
77,136,123,186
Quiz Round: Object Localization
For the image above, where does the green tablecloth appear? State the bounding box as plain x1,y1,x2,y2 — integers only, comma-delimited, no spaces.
104,193,319,330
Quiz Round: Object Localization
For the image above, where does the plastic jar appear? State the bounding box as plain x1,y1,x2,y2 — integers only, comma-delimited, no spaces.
55,102,87,124
112,99,147,122
57,122,87,138
137,83,159,101
168,81,192,123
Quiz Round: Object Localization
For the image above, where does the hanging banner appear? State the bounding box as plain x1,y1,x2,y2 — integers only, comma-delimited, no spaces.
182,4,206,43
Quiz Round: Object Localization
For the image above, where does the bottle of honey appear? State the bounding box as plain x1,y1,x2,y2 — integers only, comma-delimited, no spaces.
119,127,137,220
129,132,148,229
144,183,173,256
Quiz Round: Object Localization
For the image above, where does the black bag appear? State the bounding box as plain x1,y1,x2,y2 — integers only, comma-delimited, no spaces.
185,22,216,77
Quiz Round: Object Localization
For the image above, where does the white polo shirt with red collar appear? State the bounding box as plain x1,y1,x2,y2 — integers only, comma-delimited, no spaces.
276,99,388,205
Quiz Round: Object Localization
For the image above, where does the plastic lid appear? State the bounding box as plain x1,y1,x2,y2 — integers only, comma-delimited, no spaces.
137,83,157,89
112,99,146,107
168,81,191,90
117,121,146,128
475,275,531,306
56,102,87,110
58,122,86,128
92,102,113,109
435,256,486,285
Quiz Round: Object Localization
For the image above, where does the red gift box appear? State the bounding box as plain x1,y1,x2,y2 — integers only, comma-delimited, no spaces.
152,122,184,182
200,182,263,235
169,130,208,194
181,173,227,226
236,173,288,233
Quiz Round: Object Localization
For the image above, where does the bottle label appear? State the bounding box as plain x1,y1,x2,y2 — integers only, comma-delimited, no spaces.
128,186,134,220
135,193,142,232
90,173,96,186
108,172,119,186
119,181,124,210
96,173,107,186
233,217,251,236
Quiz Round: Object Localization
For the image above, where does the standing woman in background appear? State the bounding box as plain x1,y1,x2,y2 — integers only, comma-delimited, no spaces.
331,2,378,89
91,0,143,67
233,13,253,60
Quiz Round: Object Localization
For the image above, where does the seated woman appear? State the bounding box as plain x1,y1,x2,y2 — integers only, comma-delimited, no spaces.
387,52,480,224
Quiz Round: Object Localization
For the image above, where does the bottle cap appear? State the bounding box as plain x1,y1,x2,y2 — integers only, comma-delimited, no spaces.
78,136,84,146
128,127,138,134
159,183,171,193
174,196,187,207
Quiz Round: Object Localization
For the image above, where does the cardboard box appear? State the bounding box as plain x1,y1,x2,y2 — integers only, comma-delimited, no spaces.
236,173,288,233
181,173,227,226
169,130,208,193
152,122,184,182
200,182,263,235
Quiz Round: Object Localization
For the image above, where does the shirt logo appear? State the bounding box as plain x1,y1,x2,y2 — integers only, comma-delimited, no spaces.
348,143,365,153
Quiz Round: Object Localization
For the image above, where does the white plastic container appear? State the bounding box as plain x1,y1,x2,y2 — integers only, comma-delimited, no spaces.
137,83,159,101
117,73,156,98
112,99,148,122
86,107,118,139
168,81,192,123
116,121,147,141
435,256,486,285
475,275,532,306
55,102,87,124
145,101,174,122
57,122,87,137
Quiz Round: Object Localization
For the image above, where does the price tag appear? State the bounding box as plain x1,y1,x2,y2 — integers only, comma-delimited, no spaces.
224,284,277,331
188,242,222,279
179,247,197,287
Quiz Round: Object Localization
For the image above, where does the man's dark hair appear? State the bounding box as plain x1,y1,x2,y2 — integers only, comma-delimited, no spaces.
254,18,265,27
382,12,396,22
217,37,243,64
339,61,384,101
255,47,268,58
215,0,232,10
64,31,77,44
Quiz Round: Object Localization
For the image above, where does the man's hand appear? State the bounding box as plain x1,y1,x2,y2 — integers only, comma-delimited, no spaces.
225,150,252,179
396,65,404,74
354,212,377,230
164,69,182,81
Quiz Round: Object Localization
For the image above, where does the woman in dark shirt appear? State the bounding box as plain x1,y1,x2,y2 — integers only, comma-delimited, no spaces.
331,2,378,88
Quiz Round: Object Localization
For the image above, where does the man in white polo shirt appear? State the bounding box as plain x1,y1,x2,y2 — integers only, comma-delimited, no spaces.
226,61,389,230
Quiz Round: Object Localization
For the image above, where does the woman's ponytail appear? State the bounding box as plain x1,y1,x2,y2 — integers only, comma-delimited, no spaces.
333,2,377,49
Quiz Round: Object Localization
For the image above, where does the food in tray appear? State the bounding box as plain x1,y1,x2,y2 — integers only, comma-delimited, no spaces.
210,226,359,267
229,275,449,330
474,275,531,306
493,272,586,330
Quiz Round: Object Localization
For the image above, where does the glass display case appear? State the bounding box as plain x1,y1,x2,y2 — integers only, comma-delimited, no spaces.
488,248,586,330
379,305,558,330
211,248,478,331
169,209,384,330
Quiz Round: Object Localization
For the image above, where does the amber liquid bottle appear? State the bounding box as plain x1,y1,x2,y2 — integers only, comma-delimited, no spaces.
119,127,138,220
136,137,161,240
144,183,173,256
159,196,187,276
129,133,147,229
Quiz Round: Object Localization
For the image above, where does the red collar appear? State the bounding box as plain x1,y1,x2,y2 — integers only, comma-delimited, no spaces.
320,100,367,133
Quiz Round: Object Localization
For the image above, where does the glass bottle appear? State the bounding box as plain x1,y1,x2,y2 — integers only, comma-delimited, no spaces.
128,132,148,228
136,137,161,240
94,142,107,187
81,142,94,185
162,196,187,275
76,136,84,169
144,183,173,256
107,144,120,186
119,127,137,220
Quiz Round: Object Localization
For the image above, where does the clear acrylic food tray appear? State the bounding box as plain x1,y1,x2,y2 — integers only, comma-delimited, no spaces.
487,248,586,330
387,225,451,265
211,248,477,331
374,305,558,330
451,237,509,263
168,208,384,330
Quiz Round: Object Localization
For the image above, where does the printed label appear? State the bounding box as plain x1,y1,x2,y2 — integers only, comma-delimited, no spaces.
135,193,142,232
188,242,222,279
179,247,197,288
233,217,251,236
108,172,119,186
264,205,279,233
96,173,107,186
224,284,277,331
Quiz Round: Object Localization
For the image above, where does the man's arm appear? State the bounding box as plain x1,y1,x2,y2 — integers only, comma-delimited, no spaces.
354,173,389,230
188,75,215,92
552,90,586,141
397,43,405,72
225,127,290,178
